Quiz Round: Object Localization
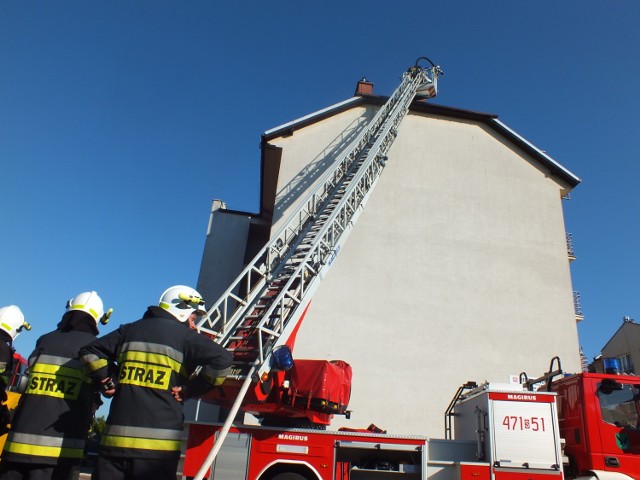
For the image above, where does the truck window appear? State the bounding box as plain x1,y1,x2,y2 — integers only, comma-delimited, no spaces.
597,382,640,429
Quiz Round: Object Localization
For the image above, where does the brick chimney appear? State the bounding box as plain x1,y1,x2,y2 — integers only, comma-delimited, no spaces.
354,77,373,96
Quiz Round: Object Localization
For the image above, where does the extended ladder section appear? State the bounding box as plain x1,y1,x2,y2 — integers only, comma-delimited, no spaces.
196,59,442,383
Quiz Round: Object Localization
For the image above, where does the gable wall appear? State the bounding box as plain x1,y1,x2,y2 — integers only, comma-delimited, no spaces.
263,108,581,436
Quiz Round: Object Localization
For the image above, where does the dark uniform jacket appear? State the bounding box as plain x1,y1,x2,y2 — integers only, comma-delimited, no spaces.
0,336,13,375
2,328,98,465
78,306,232,460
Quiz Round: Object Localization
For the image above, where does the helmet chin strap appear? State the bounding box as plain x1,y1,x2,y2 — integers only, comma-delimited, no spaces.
17,321,31,333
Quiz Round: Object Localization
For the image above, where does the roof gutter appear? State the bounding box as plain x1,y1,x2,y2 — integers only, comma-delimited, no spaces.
490,118,581,188
263,97,363,139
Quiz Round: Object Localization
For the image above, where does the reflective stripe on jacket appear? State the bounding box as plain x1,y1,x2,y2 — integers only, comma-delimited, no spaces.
3,432,86,459
101,424,183,452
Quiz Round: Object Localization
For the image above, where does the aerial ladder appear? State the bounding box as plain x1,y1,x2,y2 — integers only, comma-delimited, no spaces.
192,57,442,479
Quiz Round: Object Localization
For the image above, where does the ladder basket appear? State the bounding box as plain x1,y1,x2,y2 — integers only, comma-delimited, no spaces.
283,360,352,415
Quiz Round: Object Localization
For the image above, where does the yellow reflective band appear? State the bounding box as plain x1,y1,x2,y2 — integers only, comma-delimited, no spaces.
86,358,109,373
159,302,170,310
4,440,84,459
118,361,171,390
101,434,182,452
26,372,82,400
212,376,226,386
71,304,98,320
1,322,12,331
119,350,185,376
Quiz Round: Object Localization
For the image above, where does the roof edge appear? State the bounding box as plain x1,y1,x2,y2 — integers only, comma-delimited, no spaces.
490,119,581,188
262,93,581,189
263,97,364,140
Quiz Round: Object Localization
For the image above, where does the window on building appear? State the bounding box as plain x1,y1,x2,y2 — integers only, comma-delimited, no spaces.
618,354,635,374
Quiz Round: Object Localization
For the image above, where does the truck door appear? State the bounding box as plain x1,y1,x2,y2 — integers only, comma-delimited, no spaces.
593,379,640,475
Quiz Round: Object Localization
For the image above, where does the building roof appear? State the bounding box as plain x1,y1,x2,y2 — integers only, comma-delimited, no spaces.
263,91,581,190
601,318,640,353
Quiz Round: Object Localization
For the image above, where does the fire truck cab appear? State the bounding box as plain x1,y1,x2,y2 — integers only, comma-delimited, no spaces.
552,372,640,480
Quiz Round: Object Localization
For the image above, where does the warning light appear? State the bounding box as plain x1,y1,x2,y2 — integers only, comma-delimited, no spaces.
272,346,294,371
603,358,621,375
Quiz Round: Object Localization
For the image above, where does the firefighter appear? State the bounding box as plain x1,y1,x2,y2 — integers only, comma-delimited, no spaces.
0,305,30,377
78,285,232,480
0,292,110,480
0,305,30,436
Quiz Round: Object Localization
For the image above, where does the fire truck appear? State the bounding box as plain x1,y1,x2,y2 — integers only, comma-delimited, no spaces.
183,359,640,480
0,352,28,452
184,380,565,480
185,59,639,480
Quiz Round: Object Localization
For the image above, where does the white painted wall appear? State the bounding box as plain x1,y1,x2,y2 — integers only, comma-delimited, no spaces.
264,108,581,437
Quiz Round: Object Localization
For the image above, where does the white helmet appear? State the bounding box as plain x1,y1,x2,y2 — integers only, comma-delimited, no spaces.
66,291,111,326
0,305,30,340
158,285,206,323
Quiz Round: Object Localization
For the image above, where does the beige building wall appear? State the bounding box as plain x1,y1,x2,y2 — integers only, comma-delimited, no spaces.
263,107,582,437
601,321,640,374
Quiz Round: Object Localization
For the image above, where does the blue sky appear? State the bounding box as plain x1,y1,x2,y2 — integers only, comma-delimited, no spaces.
1,1,638,387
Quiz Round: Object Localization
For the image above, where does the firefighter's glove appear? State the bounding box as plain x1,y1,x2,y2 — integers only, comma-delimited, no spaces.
212,376,226,387
171,385,188,403
100,377,116,398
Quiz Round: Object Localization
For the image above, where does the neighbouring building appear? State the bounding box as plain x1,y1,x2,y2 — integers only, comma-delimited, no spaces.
594,317,640,374
197,77,583,436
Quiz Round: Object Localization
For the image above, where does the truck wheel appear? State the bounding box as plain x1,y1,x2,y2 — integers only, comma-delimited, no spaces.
271,473,308,480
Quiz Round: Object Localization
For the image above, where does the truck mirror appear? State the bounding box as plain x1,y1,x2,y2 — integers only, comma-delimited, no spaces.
599,379,623,394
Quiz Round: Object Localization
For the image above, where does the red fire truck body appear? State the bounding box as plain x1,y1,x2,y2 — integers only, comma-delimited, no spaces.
183,383,564,480
552,372,640,479
185,423,426,480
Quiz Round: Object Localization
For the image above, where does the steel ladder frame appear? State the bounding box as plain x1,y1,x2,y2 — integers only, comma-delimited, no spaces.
195,64,440,381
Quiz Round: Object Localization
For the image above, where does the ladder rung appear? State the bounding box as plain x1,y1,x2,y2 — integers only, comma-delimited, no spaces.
229,337,256,343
